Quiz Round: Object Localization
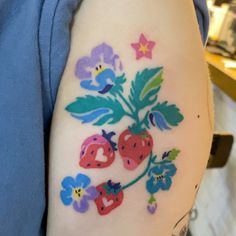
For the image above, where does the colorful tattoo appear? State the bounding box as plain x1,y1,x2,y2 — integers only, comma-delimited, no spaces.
79,130,117,169
75,43,123,94
95,180,124,215
60,173,99,213
131,33,156,60
118,129,153,170
62,38,184,216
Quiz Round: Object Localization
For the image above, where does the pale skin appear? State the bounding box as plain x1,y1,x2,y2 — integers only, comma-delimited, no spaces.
47,1,214,236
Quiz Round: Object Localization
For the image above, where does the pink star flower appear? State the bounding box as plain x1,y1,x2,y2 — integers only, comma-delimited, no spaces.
131,33,156,60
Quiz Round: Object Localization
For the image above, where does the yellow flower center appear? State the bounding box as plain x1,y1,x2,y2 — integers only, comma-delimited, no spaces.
72,188,85,200
95,64,105,75
138,43,149,54
155,174,164,180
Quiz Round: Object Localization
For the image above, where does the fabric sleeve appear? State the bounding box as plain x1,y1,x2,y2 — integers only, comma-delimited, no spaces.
193,0,209,44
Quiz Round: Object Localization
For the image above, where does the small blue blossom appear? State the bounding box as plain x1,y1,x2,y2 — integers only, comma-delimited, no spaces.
60,173,99,213
146,163,177,194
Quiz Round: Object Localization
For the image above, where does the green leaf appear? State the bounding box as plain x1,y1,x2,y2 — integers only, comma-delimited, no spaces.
65,95,126,125
140,69,163,99
109,74,126,96
167,149,180,161
129,67,163,110
148,195,156,204
151,101,184,127
94,114,114,126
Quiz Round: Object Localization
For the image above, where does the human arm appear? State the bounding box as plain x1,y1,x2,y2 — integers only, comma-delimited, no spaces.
47,1,213,235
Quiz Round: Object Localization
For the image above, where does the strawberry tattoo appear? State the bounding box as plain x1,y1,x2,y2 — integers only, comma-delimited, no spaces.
79,130,117,169
64,43,184,216
95,180,124,215
118,129,153,170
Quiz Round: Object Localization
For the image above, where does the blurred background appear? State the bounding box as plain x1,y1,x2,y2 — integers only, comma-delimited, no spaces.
189,0,236,236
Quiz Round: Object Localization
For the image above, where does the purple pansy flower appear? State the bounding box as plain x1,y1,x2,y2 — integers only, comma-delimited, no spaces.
60,173,99,213
75,43,123,94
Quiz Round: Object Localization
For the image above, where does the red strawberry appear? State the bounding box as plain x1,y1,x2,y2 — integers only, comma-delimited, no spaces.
79,130,117,169
95,180,124,215
118,129,153,170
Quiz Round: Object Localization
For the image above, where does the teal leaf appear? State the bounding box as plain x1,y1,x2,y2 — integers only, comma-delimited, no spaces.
71,108,109,124
129,67,163,110
103,180,121,196
109,74,126,96
129,123,147,134
94,114,114,126
150,102,184,130
66,95,126,125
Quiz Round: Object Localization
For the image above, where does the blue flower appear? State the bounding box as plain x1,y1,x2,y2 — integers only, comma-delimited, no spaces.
146,163,177,194
80,68,116,94
60,173,99,213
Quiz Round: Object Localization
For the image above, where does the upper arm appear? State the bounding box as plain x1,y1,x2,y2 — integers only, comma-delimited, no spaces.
47,1,213,235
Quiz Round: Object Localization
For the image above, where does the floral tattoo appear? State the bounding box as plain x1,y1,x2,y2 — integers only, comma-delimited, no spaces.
61,34,184,216
60,173,98,213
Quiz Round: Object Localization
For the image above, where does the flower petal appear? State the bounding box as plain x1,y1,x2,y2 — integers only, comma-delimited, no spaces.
61,176,77,189
146,176,161,194
80,80,102,92
148,165,163,176
73,198,89,213
75,57,93,79
75,43,122,79
151,111,171,130
165,164,177,177
75,173,91,188
161,176,172,191
60,190,73,206
85,186,99,200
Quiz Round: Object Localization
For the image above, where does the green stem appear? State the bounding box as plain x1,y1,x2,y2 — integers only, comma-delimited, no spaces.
152,160,171,165
136,111,150,130
110,91,139,123
111,89,145,131
121,153,154,190
124,111,134,119
117,91,141,124
117,91,136,115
